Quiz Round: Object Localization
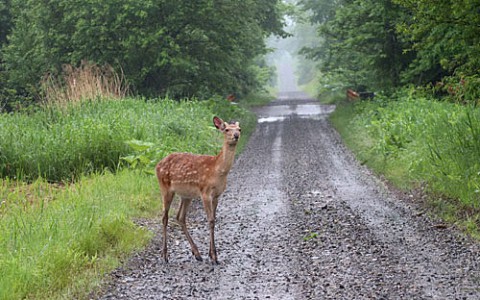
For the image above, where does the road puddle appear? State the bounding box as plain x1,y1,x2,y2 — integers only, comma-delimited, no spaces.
256,103,335,123
257,116,286,123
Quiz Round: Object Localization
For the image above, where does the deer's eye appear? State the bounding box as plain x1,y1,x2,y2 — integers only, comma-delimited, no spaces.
225,129,230,132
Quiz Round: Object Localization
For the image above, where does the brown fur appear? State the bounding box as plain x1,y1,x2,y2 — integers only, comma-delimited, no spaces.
155,116,241,264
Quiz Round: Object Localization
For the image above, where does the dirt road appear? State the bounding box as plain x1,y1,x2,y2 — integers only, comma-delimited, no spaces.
98,92,480,299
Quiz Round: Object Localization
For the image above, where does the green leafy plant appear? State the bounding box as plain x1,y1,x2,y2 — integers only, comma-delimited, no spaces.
121,140,163,175
303,231,318,241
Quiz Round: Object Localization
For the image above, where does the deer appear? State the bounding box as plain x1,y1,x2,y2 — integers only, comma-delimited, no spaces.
155,116,241,264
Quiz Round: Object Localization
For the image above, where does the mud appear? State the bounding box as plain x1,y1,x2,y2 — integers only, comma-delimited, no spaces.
96,91,480,299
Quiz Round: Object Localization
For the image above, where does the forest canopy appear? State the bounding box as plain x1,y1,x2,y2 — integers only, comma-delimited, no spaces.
297,0,480,102
0,0,287,107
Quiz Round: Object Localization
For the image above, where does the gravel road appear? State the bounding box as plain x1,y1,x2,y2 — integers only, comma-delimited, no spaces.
97,91,480,299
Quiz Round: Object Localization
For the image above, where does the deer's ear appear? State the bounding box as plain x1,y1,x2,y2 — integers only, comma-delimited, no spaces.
213,116,226,131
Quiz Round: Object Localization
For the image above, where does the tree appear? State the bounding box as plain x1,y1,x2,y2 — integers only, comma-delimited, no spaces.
1,0,287,101
300,0,411,91
0,0,12,46
394,0,480,85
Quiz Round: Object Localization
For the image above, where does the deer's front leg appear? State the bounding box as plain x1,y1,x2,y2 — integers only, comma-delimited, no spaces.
202,193,219,264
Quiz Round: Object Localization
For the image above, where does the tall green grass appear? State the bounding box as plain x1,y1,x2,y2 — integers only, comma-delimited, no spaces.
331,92,480,231
0,98,254,182
0,170,159,300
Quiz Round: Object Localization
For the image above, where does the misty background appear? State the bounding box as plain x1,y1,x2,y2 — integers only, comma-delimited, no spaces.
266,13,321,96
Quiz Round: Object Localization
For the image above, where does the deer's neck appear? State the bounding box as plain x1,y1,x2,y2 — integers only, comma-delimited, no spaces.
215,143,237,176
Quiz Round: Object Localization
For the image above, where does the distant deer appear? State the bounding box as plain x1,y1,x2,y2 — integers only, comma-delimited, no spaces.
155,116,241,264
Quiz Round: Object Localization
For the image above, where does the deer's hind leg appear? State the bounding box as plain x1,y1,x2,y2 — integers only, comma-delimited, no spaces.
177,197,202,261
160,190,174,263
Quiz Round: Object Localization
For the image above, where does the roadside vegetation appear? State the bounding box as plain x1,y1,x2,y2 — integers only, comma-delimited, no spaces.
0,97,255,182
0,171,158,299
331,92,480,236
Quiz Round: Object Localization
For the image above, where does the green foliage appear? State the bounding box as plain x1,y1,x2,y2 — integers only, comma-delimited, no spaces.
0,0,12,46
0,97,256,182
300,0,410,92
431,74,480,105
1,0,287,101
300,0,479,102
393,0,480,85
121,140,158,173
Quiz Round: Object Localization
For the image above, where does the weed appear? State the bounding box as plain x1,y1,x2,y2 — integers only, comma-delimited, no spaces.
41,61,129,107
303,231,318,241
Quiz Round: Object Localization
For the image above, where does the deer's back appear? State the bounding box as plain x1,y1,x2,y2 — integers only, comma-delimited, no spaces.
156,152,219,197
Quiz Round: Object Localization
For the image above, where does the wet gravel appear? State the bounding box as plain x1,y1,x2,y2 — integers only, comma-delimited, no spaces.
96,92,480,299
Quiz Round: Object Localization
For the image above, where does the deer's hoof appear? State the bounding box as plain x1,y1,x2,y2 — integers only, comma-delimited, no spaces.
194,254,203,262
210,255,219,265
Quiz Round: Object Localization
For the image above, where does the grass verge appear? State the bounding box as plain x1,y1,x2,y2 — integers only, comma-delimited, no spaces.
0,97,256,182
330,92,480,237
0,170,159,300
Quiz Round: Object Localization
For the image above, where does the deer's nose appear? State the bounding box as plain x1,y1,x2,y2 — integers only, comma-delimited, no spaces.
234,132,240,140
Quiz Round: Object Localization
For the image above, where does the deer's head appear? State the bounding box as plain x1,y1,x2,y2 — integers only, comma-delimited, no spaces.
213,116,241,146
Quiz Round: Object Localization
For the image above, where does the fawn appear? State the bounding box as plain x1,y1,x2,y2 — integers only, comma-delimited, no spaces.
155,116,241,264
